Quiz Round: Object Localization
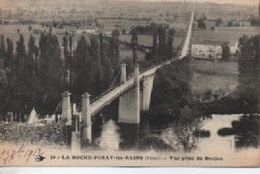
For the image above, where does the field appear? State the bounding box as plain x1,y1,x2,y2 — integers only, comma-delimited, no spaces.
120,34,183,49
0,24,81,50
191,60,238,103
192,26,259,43
119,45,145,63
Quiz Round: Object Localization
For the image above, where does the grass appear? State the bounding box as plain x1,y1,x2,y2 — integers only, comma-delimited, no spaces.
119,34,183,49
191,60,238,103
0,122,71,145
192,26,259,43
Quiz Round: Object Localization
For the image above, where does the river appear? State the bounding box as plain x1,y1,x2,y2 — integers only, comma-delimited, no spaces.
91,113,259,153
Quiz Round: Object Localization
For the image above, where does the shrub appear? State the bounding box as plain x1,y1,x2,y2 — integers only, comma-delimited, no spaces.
217,127,235,136
193,129,211,137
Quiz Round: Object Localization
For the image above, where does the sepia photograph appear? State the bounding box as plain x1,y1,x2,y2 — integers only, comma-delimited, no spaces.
0,0,259,167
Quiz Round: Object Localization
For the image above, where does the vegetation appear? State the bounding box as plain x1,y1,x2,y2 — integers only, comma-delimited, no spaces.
200,35,259,114
150,57,207,152
0,122,71,146
217,127,234,136
0,29,120,120
222,43,231,61
238,35,259,111
218,114,259,148
150,57,193,117
193,129,210,137
145,23,175,62
197,16,207,29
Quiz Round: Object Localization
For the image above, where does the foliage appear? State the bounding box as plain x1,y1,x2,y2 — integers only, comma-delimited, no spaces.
0,123,71,146
193,129,210,137
222,44,231,61
147,23,175,62
218,114,259,148
217,127,234,136
215,17,223,27
238,35,259,111
151,58,193,117
249,15,260,26
197,16,207,29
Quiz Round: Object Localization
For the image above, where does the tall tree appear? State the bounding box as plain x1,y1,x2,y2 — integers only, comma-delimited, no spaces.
15,34,26,75
0,35,6,67
62,36,70,67
37,33,63,115
238,35,259,112
73,36,90,99
222,43,230,61
158,25,167,61
152,23,158,62
99,33,113,91
6,38,14,68
109,29,120,70
89,36,104,95
131,29,138,64
28,35,38,68
167,28,175,59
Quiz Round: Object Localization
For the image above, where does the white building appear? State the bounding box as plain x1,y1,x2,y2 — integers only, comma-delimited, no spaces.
191,40,227,60
229,41,239,54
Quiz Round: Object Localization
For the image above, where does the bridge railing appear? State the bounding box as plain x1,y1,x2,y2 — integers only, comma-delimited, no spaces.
89,7,195,111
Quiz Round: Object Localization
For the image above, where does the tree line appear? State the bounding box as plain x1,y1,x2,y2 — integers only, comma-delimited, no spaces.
0,29,120,121
238,35,259,112
144,23,176,62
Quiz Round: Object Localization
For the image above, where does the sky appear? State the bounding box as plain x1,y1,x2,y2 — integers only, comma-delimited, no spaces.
142,0,259,5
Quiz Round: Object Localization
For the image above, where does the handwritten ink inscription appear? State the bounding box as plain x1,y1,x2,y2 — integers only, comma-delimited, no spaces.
0,145,45,166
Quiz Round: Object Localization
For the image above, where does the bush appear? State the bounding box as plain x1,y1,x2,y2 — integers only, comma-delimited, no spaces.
193,129,211,137
0,123,71,146
217,127,235,136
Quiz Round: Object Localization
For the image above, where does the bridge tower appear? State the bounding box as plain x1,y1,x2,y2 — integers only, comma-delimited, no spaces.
62,91,72,125
81,92,92,144
118,64,140,124
120,63,127,83
141,74,155,111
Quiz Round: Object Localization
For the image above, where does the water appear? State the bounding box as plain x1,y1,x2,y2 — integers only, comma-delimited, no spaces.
93,114,259,153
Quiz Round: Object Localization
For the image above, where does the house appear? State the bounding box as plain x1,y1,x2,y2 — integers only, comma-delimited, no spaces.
191,40,228,60
229,41,239,54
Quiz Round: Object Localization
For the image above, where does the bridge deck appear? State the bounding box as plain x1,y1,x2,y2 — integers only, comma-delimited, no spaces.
90,7,195,116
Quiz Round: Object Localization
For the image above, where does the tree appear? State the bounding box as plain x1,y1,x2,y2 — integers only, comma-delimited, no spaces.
152,23,158,62
216,17,223,27
28,35,38,68
37,33,63,115
167,28,175,59
158,25,167,61
15,34,26,75
249,15,260,26
151,58,192,117
0,35,6,67
109,29,120,70
62,36,70,68
197,16,207,29
222,43,230,61
73,36,90,98
6,38,14,68
238,35,259,111
99,33,113,91
131,29,138,64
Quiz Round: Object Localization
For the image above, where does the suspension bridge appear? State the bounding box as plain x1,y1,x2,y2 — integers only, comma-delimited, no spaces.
62,6,195,148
